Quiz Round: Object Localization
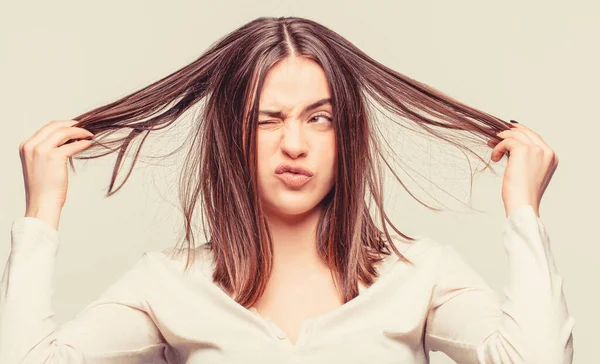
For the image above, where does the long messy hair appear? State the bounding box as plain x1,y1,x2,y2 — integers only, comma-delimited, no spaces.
68,16,512,307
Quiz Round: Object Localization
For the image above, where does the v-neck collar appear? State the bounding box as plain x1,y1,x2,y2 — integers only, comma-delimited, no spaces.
184,236,423,352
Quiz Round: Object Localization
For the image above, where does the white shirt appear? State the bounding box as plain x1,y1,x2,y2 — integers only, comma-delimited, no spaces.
0,204,574,363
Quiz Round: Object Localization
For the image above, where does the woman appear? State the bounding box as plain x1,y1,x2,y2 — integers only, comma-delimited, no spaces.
0,16,574,363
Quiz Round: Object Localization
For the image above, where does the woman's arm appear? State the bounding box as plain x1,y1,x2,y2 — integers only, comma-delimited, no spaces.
424,204,575,363
0,217,177,364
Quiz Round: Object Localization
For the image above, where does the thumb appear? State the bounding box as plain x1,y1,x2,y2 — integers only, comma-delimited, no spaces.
57,139,94,158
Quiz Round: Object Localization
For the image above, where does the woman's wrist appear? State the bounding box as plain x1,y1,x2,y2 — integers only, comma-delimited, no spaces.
25,205,62,231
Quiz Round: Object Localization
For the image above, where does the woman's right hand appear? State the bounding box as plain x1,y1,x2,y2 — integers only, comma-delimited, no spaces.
19,120,95,230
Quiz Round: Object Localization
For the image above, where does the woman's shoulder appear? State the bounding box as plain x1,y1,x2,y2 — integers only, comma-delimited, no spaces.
141,242,215,278
386,233,451,265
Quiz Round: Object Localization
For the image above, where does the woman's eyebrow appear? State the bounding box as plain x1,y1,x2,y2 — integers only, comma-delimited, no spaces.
259,98,331,119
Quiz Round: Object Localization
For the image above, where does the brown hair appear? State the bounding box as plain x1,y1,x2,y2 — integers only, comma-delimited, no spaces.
68,16,511,307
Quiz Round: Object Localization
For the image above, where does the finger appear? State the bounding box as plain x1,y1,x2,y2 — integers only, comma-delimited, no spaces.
37,126,94,150
26,120,83,146
495,129,535,146
487,138,501,148
487,130,523,148
505,121,552,153
56,139,94,158
491,138,521,162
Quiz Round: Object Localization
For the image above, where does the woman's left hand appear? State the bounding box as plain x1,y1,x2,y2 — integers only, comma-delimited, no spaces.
487,121,559,218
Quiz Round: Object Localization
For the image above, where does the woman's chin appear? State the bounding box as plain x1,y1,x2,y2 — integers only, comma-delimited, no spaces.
262,198,321,218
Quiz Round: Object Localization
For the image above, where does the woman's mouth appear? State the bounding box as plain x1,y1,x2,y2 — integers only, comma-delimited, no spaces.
276,172,312,188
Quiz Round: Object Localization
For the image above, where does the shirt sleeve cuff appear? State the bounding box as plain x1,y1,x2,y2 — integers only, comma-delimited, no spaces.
10,217,60,251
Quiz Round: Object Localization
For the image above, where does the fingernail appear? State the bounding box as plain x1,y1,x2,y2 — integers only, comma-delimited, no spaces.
510,119,519,124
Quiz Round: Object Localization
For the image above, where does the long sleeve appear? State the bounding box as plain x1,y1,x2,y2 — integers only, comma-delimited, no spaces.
424,204,575,363
0,217,177,364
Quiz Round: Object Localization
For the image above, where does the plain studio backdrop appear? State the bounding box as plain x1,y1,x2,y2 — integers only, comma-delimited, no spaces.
0,1,597,362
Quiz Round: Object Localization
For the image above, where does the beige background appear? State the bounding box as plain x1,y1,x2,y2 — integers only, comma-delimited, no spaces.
1,0,597,362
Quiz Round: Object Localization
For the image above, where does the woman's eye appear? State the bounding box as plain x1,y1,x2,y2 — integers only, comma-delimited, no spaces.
258,115,332,126
309,114,333,124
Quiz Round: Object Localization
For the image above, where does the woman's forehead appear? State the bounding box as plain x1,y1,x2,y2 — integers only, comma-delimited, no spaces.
258,57,331,110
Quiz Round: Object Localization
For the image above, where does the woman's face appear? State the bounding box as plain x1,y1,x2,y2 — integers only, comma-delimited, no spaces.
256,56,336,220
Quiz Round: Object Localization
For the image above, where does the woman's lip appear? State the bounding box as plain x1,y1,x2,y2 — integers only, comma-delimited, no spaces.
276,172,312,188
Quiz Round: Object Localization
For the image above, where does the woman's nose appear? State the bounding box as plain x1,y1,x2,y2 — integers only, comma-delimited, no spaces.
280,123,307,157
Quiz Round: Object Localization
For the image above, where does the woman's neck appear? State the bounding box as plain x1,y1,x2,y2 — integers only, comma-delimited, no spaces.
265,204,325,270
